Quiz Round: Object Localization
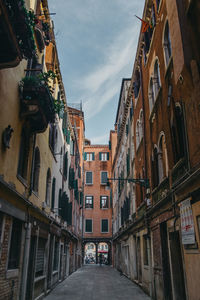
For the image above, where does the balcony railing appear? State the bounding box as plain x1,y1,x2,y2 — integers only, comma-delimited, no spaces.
171,158,187,185
0,0,36,68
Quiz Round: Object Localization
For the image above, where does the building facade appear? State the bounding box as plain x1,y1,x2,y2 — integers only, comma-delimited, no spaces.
112,0,200,299
0,0,84,299
83,142,112,264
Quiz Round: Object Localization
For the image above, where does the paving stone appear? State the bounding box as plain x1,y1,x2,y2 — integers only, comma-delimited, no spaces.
44,265,151,300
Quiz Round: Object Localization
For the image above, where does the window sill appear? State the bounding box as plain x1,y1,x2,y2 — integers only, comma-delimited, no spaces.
101,208,109,210
85,232,93,234
52,270,58,275
85,207,93,209
101,232,109,234
85,183,93,186
6,269,19,279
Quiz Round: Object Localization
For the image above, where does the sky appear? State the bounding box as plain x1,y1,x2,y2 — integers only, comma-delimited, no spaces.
48,0,145,144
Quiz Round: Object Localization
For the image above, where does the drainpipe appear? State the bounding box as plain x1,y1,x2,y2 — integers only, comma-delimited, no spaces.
29,133,36,196
20,222,31,300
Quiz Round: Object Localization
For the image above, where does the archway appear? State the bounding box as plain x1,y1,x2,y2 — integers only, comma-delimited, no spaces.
97,242,109,265
84,242,96,264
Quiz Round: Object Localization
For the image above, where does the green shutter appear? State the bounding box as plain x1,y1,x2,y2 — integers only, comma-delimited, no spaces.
92,152,95,160
92,196,94,208
66,129,70,144
99,152,101,160
100,196,102,208
109,141,111,150
107,152,109,160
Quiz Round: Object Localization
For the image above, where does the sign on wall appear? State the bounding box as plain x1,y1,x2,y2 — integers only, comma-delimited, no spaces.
180,198,195,245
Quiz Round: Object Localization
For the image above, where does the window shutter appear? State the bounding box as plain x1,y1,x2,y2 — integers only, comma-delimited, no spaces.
100,196,102,208
99,152,101,160
66,129,70,144
92,152,95,161
35,238,46,276
84,152,87,161
107,152,109,160
67,202,72,225
102,219,108,232
92,196,94,208
109,141,111,150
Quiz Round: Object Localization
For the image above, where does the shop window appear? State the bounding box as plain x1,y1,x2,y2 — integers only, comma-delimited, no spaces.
163,21,172,67
100,196,109,209
85,219,92,233
51,178,56,210
53,240,59,271
143,235,149,265
8,218,22,269
101,171,108,185
85,196,93,208
35,238,46,277
86,171,93,185
101,219,109,233
45,168,51,205
32,147,40,193
18,128,30,180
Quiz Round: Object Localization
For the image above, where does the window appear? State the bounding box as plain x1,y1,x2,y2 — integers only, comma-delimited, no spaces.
136,120,140,149
163,21,172,67
101,219,109,233
70,139,74,156
171,103,186,163
51,178,56,210
85,171,93,185
63,152,68,180
53,240,59,271
18,128,29,180
8,218,22,269
156,0,161,11
49,123,57,153
101,171,108,185
133,69,141,99
85,219,92,233
152,147,159,188
139,110,144,141
85,152,95,161
143,235,149,265
45,168,51,205
153,59,161,99
158,134,168,183
99,152,109,161
100,196,109,209
148,77,155,113
35,238,46,277
32,147,40,193
85,196,93,208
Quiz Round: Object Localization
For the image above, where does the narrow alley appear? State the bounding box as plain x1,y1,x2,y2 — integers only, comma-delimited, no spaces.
44,265,150,300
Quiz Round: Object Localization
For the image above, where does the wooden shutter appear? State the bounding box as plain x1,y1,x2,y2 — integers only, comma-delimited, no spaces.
35,238,46,275
92,152,95,160
84,152,87,161
102,219,108,232
66,129,70,144
99,152,102,160
100,196,102,208
107,152,109,160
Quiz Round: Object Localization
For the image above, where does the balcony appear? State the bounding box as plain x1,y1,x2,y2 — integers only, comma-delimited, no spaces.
19,73,55,133
152,177,170,205
0,0,36,69
171,158,187,186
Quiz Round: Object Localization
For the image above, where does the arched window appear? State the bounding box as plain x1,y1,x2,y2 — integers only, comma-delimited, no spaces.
152,147,159,188
49,123,57,153
170,103,186,163
45,168,51,205
156,0,161,11
163,21,172,67
33,147,40,193
139,110,144,141
136,120,140,149
51,178,56,210
153,59,161,99
18,127,30,180
148,77,155,113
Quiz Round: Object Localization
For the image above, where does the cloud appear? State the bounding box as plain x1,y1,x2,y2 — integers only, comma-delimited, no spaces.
79,25,139,119
91,133,109,145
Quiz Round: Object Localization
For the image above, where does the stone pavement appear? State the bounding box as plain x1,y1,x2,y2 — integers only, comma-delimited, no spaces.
44,265,151,300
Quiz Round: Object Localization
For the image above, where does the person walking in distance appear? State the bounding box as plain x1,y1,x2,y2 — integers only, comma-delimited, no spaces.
99,253,103,266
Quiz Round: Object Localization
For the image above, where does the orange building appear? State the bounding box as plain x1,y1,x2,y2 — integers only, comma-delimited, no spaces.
83,141,112,264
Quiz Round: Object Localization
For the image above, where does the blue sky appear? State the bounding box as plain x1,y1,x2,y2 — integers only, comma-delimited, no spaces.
48,0,145,144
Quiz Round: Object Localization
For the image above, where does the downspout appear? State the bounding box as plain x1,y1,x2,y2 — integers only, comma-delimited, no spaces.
29,133,36,196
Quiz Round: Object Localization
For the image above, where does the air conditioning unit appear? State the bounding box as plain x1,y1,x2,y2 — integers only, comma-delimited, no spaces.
42,202,46,209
